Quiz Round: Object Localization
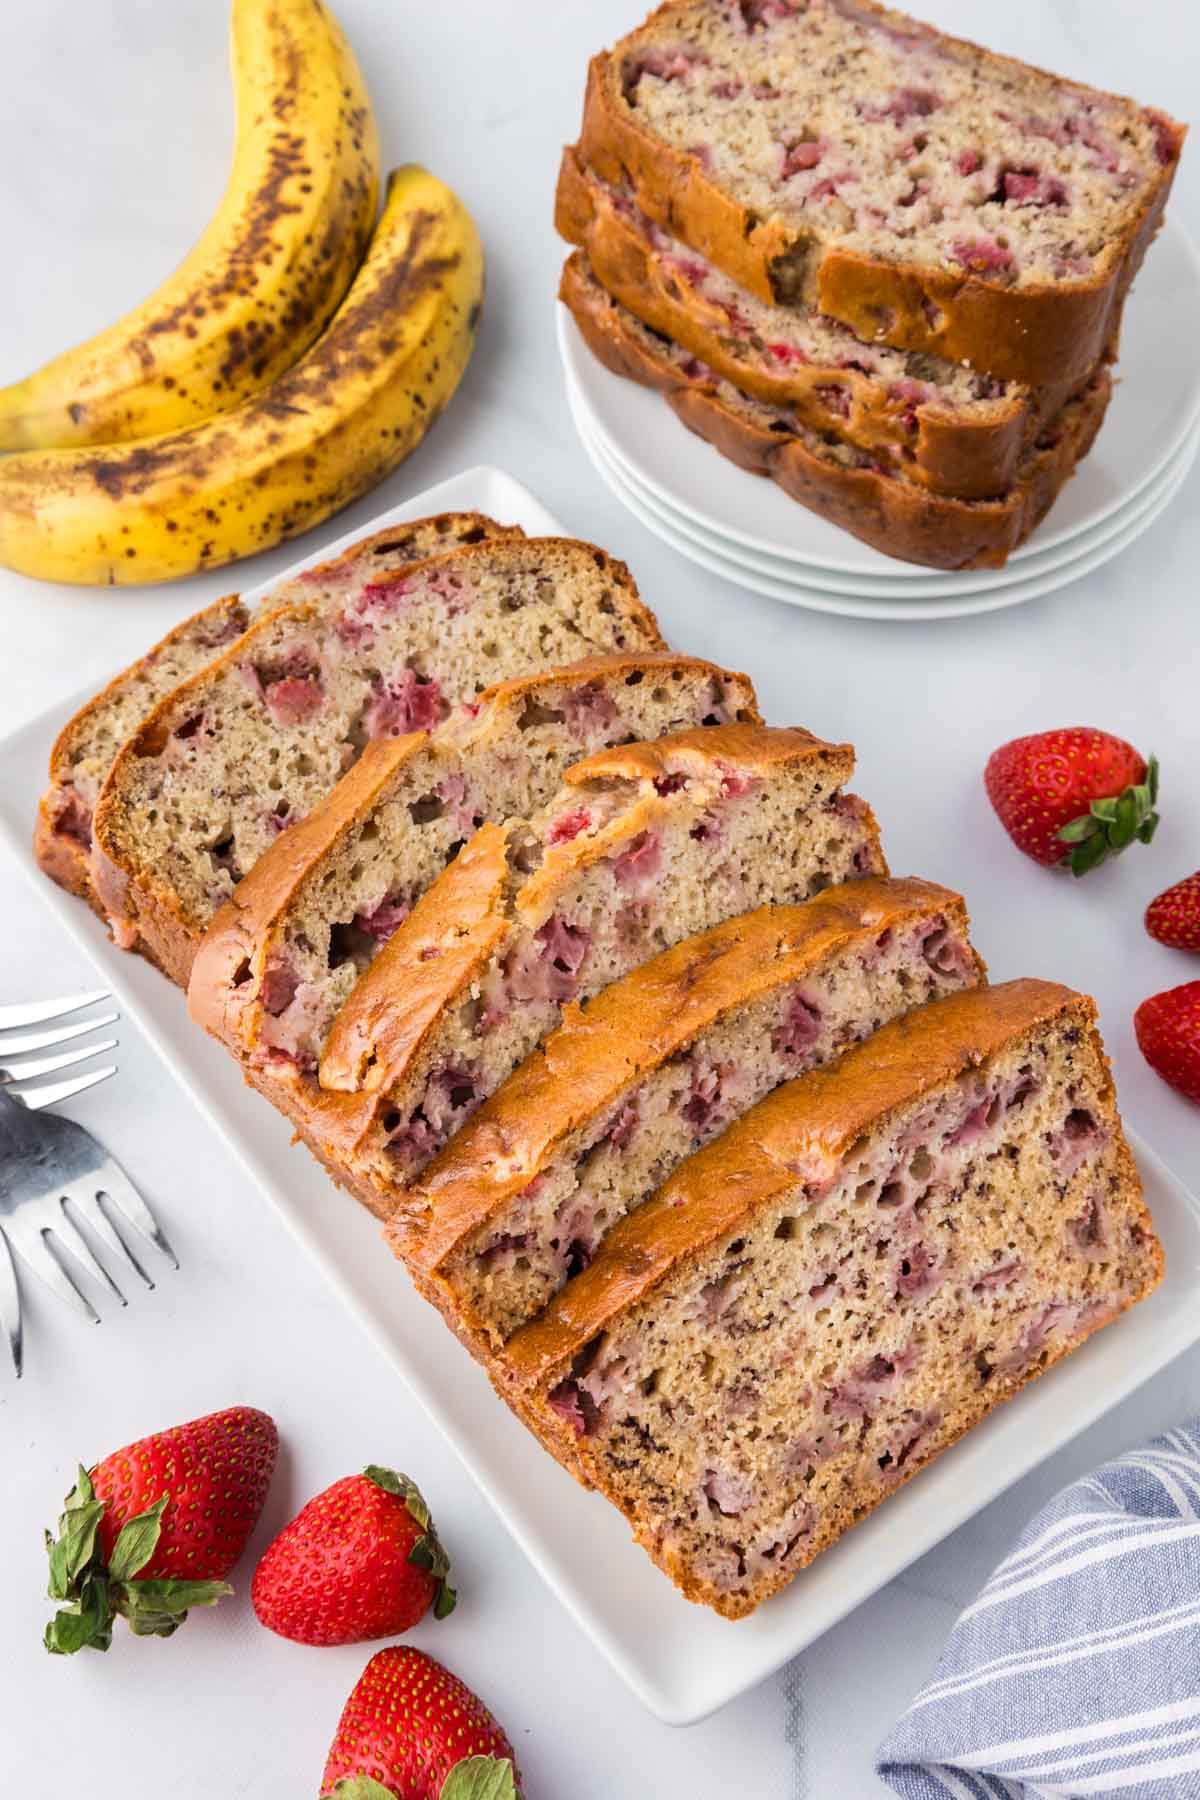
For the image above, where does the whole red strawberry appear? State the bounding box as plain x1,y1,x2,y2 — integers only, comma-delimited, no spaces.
252,1466,455,1646
1135,982,1200,1102
1146,872,1200,951
321,1646,521,1800
43,1405,277,1654
984,728,1158,875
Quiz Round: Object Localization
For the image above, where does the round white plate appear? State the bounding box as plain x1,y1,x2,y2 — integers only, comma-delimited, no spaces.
575,396,1197,622
558,215,1200,580
567,363,1198,603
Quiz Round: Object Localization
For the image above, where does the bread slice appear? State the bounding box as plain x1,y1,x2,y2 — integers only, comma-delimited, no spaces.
35,596,251,912
503,979,1162,1617
188,651,760,1075
391,876,984,1358
90,535,663,985
314,723,885,1203
34,521,515,924
580,0,1184,385
562,251,1111,570
558,148,1096,500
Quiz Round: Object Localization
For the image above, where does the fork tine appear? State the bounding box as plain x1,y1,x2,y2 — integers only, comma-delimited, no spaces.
0,1011,119,1057
94,1162,179,1269
66,1189,153,1290
4,1221,99,1324
0,991,111,1031
0,1230,22,1377
17,1066,116,1111
46,1201,127,1306
0,1037,118,1086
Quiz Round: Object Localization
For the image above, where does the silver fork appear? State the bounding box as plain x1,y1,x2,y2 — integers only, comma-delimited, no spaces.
0,990,177,1377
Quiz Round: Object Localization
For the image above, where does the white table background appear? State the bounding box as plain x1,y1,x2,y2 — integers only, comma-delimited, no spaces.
0,2,1196,1792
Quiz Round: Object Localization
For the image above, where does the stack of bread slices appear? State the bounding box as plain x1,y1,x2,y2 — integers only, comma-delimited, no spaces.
38,514,1162,1619
557,0,1185,569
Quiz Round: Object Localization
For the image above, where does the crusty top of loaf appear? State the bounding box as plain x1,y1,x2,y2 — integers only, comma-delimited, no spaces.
450,649,760,736
395,876,976,1269
503,977,1095,1389
562,721,837,786
262,515,522,608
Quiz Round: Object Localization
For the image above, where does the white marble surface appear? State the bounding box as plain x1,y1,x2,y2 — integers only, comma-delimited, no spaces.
0,2,1197,1793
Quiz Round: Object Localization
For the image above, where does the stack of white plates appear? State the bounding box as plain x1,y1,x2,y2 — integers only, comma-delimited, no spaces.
559,218,1200,622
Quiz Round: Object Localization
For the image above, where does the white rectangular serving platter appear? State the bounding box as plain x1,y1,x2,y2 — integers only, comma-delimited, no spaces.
4,463,1200,1726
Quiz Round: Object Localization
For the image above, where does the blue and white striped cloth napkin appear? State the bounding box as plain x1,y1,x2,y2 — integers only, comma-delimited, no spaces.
877,1419,1200,1799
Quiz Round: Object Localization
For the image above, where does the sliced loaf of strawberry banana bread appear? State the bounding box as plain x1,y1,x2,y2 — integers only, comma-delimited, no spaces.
503,979,1162,1617
557,148,1096,500
315,724,885,1204
90,535,663,986
582,0,1184,385
35,518,516,920
188,652,759,1076
562,253,1111,569
391,876,983,1359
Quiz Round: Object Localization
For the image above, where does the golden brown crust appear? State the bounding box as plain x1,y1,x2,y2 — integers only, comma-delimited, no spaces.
556,146,1096,501
187,650,762,1057
561,720,835,786
562,251,1113,571
395,877,979,1275
580,24,1184,386
90,522,646,985
504,979,1089,1391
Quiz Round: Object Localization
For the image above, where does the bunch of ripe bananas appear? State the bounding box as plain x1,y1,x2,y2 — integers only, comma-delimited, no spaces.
0,0,484,586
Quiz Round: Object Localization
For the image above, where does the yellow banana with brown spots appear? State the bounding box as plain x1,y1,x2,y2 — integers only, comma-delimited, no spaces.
0,166,483,585
0,0,379,451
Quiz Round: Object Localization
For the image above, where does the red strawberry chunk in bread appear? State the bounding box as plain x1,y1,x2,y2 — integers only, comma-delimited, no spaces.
365,670,443,737
952,236,1015,273
504,916,592,1003
353,897,411,943
773,991,823,1058
264,677,324,726
260,958,300,1016
612,829,663,887
702,1467,755,1517
782,138,824,177
547,806,594,846
562,682,620,735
